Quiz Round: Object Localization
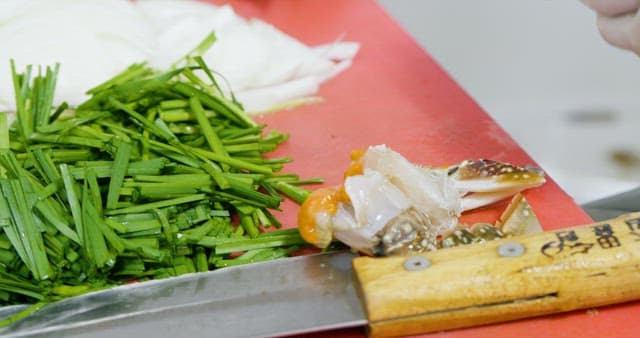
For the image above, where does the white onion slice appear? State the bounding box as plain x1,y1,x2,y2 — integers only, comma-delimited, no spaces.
0,0,359,114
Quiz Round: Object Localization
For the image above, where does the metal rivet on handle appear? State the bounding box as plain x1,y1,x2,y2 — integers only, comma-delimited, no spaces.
403,256,431,271
498,242,525,257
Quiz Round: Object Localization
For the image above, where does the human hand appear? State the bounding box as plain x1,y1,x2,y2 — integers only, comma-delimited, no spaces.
581,0,640,54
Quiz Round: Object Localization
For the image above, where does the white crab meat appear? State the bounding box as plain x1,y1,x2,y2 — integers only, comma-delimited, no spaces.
297,145,546,256
332,169,410,253
361,145,462,233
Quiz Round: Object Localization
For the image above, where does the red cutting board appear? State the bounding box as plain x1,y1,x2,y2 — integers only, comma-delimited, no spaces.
207,1,634,337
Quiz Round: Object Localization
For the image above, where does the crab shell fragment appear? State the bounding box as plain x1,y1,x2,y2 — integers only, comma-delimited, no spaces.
297,145,546,256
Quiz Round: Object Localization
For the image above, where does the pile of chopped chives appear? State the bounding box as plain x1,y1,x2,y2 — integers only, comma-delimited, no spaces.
0,49,321,312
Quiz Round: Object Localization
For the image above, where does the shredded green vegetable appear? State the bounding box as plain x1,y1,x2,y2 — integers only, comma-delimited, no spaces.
0,35,324,323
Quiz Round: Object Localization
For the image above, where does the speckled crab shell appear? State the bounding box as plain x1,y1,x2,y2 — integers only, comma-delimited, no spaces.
448,159,546,211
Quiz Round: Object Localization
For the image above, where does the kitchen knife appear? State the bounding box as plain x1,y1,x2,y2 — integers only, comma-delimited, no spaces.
2,211,640,338
582,186,640,221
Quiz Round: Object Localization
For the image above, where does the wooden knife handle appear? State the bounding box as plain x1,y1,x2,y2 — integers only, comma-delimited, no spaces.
353,212,640,337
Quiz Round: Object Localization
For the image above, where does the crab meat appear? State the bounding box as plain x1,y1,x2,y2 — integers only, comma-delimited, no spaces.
297,145,546,256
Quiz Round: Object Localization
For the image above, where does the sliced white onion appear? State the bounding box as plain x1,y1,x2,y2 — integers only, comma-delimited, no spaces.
0,0,359,115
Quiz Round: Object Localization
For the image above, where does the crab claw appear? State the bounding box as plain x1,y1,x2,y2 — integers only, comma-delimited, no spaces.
448,159,546,211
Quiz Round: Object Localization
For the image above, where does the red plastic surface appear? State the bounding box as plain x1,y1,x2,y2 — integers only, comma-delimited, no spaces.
206,1,634,337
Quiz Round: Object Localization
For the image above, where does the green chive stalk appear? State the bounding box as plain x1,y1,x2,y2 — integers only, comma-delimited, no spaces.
0,35,323,322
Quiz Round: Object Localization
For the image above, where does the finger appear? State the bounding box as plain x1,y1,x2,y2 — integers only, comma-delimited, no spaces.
627,10,640,55
582,0,639,17
597,13,635,50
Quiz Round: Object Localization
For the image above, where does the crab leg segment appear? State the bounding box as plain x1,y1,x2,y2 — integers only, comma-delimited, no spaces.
448,159,546,211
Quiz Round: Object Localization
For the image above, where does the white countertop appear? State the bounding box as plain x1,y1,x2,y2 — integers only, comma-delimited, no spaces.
380,0,640,204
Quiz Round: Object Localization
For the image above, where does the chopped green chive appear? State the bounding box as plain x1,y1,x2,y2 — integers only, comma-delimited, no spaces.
0,37,323,319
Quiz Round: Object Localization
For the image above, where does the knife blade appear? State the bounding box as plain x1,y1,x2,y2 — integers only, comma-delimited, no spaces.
3,212,640,338
581,186,640,221
0,251,365,338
